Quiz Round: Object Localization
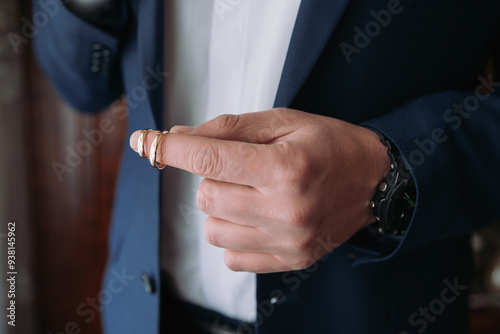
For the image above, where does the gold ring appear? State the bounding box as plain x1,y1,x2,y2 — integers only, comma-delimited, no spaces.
150,131,168,170
138,129,152,158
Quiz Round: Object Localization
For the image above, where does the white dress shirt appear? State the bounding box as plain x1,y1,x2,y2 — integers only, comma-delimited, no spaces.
161,0,302,322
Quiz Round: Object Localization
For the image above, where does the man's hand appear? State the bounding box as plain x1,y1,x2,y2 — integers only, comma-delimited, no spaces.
130,108,390,273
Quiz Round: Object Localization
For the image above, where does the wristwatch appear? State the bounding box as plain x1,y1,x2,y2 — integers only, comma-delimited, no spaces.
368,128,416,236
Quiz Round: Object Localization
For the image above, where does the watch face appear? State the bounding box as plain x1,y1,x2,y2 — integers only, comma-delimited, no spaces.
389,179,416,235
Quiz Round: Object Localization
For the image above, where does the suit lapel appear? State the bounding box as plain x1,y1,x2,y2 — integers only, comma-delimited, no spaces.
138,0,165,128
137,0,351,125
274,0,352,108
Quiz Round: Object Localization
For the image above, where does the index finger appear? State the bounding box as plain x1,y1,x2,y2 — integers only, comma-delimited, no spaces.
130,130,277,187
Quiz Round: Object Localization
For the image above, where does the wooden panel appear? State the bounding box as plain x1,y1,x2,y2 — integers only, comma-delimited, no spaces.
16,0,127,331
0,1,37,333
29,60,127,333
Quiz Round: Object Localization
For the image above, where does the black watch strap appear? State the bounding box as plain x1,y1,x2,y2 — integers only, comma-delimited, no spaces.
367,128,415,236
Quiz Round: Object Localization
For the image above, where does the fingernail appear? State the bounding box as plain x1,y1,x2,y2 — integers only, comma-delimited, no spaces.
129,130,141,152
170,125,196,134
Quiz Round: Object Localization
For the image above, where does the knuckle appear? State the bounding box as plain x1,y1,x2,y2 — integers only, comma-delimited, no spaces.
190,143,221,177
274,145,312,191
280,205,316,228
224,251,241,272
281,256,309,271
272,107,289,121
283,251,318,271
292,231,316,254
203,220,220,247
265,254,288,272
294,255,317,271
273,107,299,126
213,114,240,130
289,155,312,188
288,261,307,271
196,183,214,214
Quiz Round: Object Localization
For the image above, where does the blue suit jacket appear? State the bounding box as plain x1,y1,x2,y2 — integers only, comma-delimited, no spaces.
35,0,500,333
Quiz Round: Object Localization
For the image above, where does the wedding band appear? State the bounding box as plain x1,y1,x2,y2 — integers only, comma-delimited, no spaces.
150,131,168,170
138,129,152,158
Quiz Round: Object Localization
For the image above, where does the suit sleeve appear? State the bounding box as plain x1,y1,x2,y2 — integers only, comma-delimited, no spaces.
347,82,500,266
33,1,128,112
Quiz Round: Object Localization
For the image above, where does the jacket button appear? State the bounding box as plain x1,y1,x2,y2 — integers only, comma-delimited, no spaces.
140,272,155,294
270,295,285,305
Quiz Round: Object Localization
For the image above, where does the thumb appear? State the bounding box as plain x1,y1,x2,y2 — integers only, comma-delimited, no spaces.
175,108,302,144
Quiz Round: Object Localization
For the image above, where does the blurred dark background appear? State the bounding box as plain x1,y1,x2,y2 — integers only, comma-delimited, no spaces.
0,1,499,333
1,1,125,333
